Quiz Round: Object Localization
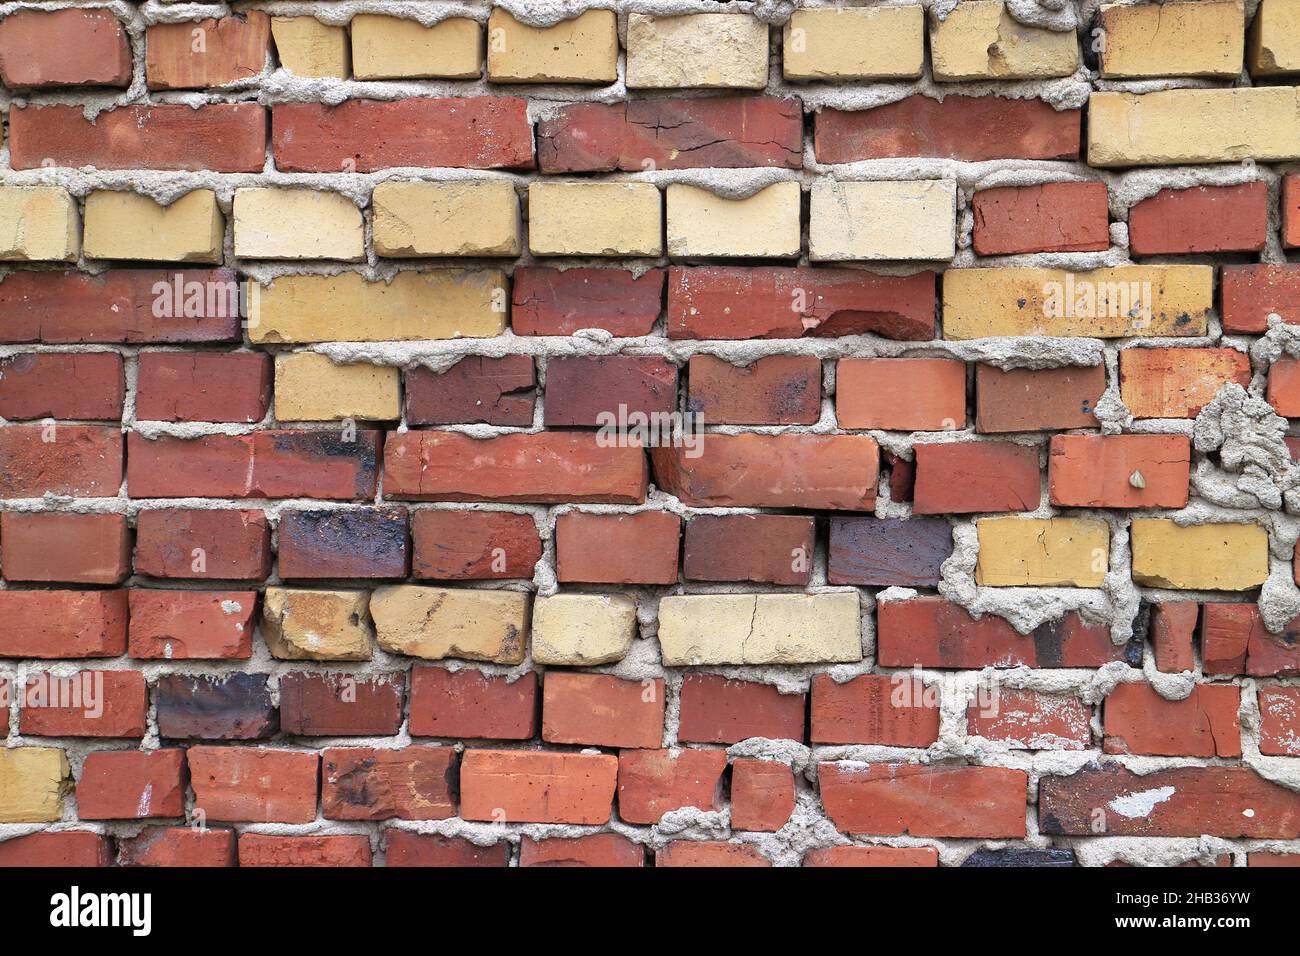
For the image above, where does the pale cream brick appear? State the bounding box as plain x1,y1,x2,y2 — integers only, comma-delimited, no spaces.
528,182,662,257
1131,520,1269,590
929,0,1078,80
666,182,801,259
975,517,1109,587
1088,88,1300,166
487,8,618,83
657,592,862,666
0,747,68,823
0,185,79,262
83,189,222,264
373,180,520,258
1099,0,1244,79
351,14,481,80
274,352,400,421
262,588,374,661
531,593,637,666
809,180,956,261
783,6,924,80
370,585,528,663
272,16,349,78
1249,0,1300,77
942,266,1213,338
233,187,364,261
626,13,769,89
247,270,507,343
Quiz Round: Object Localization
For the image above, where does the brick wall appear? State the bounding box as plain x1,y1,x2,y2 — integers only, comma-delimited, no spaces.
1,0,1299,869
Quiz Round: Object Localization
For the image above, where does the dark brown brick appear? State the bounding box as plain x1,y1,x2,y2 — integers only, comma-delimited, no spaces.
279,672,405,737
405,356,535,427
828,516,954,587
687,354,821,425
683,514,814,585
543,356,678,428
511,267,664,337
975,364,1106,433
322,746,456,821
277,507,409,580
156,673,277,740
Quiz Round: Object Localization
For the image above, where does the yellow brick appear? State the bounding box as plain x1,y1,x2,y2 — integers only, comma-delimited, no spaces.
1131,519,1269,591
272,16,349,78
1099,0,1244,79
370,585,528,663
1089,87,1300,166
274,352,400,421
528,182,662,257
83,189,222,264
531,593,637,665
351,15,480,80
666,182,800,259
626,13,768,89
233,188,364,261
0,185,79,262
809,180,956,261
373,180,520,258
247,270,507,343
929,0,1078,81
0,747,69,823
657,592,862,666
942,266,1213,339
975,517,1109,587
262,588,373,661
487,8,617,83
1249,0,1300,76
783,6,924,80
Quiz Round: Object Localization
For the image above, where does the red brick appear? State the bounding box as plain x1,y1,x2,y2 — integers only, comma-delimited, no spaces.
803,845,938,867
410,666,537,740
136,352,270,423
405,356,535,427
76,749,186,820
544,356,678,428
520,833,645,867
460,749,617,825
1129,183,1269,255
616,748,727,824
411,510,541,581
1040,764,1300,838
967,690,1091,750
827,516,953,587
653,434,877,510
912,441,1040,514
19,669,147,737
820,763,1027,838
0,269,242,344
1,512,130,584
687,354,821,426
322,746,456,821
127,430,381,500
511,267,664,337
272,99,534,172
668,266,935,340
730,759,795,832
1250,852,1300,867
1257,686,1300,756
1220,264,1300,333
816,96,1080,163
1269,356,1300,416
385,432,646,504
878,597,1139,669
810,674,940,747
134,508,271,580
683,514,814,585
886,451,915,503
385,831,508,867
975,364,1105,433
0,425,122,497
543,673,664,749
0,589,127,658
1285,175,1299,248
1151,601,1198,673
1201,604,1300,677
238,834,371,867
973,182,1110,255
836,358,966,431
0,9,131,88
146,13,270,90
157,674,276,740
128,590,256,660
678,675,806,744
0,352,124,420
656,841,770,867
538,97,802,172
1048,434,1190,508
0,831,112,867
9,104,266,172
1120,348,1252,419
279,673,404,737
118,827,236,867
187,746,319,823
1104,682,1240,757
555,510,680,584
277,507,409,580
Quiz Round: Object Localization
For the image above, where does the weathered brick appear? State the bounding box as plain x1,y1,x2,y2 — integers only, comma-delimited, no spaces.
411,510,541,581
658,592,861,666
683,514,814,585
76,749,186,820
280,673,404,737
803,846,938,867
0,831,112,867
1151,601,1198,673
0,590,127,659
0,424,122,498
0,748,69,823
1221,265,1300,333
118,827,235,867
972,182,1110,255
810,180,956,261
1131,520,1269,591
19,670,147,738
1287,174,1300,247
409,667,537,740
820,763,1027,837
278,507,409,580
460,749,617,825
1268,357,1300,417
188,747,318,823
656,841,771,867
678,675,806,744
976,517,1108,588
543,673,664,749
616,748,727,824
520,833,645,867
528,181,662,256
810,674,939,747
1119,347,1251,419
1048,434,1190,508
233,187,365,261
975,364,1105,433
372,180,520,258
967,689,1091,750
321,746,456,820
275,353,400,422
828,516,954,588
0,352,123,421
531,594,638,666
1201,603,1300,677
351,15,480,80
625,13,768,90
0,512,130,584
731,759,795,832
1249,0,1300,76
511,267,664,336
1259,686,1300,756
1129,183,1269,255
1104,682,1241,757
912,441,1040,515
487,9,616,83
128,590,256,660
83,189,223,264
0,186,79,262
370,586,527,664
668,182,802,259
156,673,276,740
555,511,680,585
385,831,508,867
783,6,923,80
146,13,270,90
687,355,821,426
262,588,373,661
929,1,1077,80
271,17,347,79
134,508,271,580
239,834,371,867
1099,0,1244,78
0,9,131,88
136,352,270,423
406,356,535,426
836,357,965,431
545,356,678,428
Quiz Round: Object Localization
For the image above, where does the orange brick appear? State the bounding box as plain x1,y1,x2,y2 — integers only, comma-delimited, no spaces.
1104,683,1241,757
542,673,664,749
966,689,1091,750
1119,347,1251,418
656,841,770,867
803,845,938,867
730,759,795,832
460,749,617,825
1048,434,1190,508
1268,356,1300,417
836,358,966,431
554,510,680,584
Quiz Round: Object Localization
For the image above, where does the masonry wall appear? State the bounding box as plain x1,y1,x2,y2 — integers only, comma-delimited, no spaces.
1,0,1299,868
